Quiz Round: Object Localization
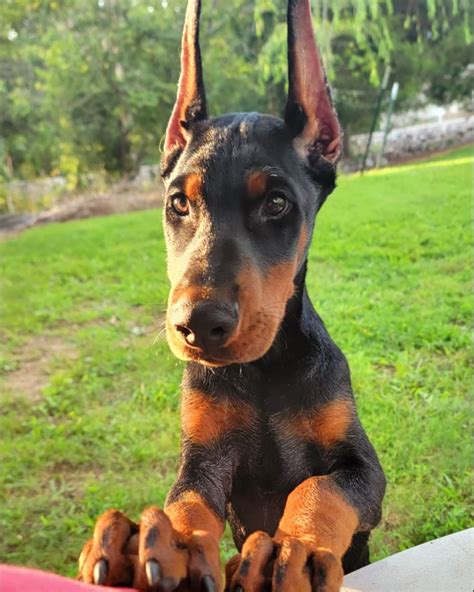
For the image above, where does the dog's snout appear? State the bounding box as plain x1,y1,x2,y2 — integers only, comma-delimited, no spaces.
173,300,239,352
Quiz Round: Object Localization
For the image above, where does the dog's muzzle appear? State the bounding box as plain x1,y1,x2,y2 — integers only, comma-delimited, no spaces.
170,298,239,356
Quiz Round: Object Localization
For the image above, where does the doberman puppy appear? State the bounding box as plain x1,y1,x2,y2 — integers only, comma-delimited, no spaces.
77,1,386,590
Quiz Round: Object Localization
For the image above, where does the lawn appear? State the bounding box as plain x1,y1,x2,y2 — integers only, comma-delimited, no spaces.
0,146,472,578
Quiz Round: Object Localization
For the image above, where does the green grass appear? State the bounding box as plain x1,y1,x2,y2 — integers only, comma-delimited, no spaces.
0,146,472,577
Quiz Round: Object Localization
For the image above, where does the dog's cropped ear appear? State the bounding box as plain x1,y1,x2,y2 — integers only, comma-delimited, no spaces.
164,0,207,155
285,0,341,172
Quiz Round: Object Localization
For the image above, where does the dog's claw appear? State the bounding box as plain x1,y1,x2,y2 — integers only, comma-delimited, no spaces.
145,559,161,586
93,558,108,585
201,575,216,592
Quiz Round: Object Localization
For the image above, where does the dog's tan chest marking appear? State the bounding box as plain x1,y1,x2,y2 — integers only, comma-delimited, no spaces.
181,389,258,445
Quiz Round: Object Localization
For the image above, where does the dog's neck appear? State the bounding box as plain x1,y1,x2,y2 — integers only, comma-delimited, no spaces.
184,257,333,414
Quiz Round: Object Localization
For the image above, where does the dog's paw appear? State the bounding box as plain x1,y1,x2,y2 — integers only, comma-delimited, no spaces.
78,507,221,591
225,531,343,592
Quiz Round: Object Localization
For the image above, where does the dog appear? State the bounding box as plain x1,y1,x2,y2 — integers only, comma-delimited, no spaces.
77,1,386,590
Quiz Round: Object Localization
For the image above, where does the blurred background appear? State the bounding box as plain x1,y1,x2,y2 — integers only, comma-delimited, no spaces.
0,0,472,581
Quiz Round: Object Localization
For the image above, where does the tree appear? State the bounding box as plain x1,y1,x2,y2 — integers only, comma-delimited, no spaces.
255,0,473,137
1,0,472,182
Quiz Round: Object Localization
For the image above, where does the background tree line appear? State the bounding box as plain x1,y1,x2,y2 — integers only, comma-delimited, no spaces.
1,0,472,185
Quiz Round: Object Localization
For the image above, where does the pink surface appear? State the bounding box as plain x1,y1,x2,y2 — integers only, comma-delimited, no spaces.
0,565,136,592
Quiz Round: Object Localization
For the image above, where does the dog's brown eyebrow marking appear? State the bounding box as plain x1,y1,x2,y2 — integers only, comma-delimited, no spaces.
183,172,204,202
246,170,268,198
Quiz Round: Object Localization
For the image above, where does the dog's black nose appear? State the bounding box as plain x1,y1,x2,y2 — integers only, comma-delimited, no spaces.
174,300,239,351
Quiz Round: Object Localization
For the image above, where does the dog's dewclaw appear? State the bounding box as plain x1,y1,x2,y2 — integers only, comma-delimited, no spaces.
93,558,108,585
145,558,161,586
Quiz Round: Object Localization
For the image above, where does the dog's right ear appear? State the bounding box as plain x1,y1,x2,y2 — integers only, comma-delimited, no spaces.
162,0,207,176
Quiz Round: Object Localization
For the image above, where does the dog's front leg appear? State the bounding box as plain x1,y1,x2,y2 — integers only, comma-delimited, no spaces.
227,435,385,592
227,478,354,592
157,453,230,592
78,464,226,592
78,386,244,591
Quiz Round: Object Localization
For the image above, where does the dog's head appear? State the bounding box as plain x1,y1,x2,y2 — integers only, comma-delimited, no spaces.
161,0,341,367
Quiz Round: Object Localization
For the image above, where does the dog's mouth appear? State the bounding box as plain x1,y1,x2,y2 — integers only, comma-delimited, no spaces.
165,313,281,367
175,346,235,368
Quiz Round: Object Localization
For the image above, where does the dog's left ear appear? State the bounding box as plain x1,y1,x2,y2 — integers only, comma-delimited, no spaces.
285,0,341,172
164,0,207,155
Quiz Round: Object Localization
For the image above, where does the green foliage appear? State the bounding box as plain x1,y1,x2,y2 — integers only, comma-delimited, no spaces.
255,0,473,134
0,1,472,180
1,0,185,178
0,147,472,575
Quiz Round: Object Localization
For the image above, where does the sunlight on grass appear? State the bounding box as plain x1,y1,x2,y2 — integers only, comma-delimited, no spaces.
360,155,472,176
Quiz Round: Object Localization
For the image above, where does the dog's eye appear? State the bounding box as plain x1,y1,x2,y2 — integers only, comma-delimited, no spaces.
262,191,290,218
171,194,189,216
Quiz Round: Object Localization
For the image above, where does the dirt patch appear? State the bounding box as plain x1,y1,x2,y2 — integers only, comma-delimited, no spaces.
40,462,104,501
0,184,163,239
3,335,78,402
35,187,162,225
373,362,397,375
70,305,166,337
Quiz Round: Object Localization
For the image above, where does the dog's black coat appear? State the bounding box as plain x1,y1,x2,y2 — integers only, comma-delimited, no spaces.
163,112,386,573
